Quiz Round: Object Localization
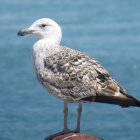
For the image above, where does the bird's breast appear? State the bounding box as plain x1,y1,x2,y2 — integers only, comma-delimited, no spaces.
32,46,46,75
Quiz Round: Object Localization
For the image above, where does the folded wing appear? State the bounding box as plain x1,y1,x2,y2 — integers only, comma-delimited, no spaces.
39,47,140,107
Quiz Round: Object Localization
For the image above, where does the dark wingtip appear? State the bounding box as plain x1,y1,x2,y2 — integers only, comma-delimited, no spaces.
135,100,140,107
17,30,24,36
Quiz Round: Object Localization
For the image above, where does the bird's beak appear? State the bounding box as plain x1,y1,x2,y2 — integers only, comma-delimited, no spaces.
17,28,34,36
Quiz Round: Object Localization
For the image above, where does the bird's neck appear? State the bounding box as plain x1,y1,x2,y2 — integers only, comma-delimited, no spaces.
35,37,60,48
33,37,62,58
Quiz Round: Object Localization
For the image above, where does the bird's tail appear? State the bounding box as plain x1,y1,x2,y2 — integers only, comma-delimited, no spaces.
127,94,140,107
135,100,140,107
92,95,140,108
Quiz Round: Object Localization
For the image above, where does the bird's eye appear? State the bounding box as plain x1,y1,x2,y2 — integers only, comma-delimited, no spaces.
41,24,47,28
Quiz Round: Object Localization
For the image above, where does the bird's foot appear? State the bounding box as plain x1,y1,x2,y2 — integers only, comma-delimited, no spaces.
62,128,73,134
44,129,75,140
74,128,80,133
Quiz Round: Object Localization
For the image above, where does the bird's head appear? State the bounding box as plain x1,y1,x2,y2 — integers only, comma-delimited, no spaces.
18,18,62,43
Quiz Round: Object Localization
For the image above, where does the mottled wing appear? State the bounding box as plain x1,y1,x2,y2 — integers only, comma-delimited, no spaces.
39,47,138,106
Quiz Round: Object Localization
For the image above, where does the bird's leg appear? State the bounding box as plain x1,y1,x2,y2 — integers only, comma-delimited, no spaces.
45,102,72,140
75,103,82,133
63,101,70,132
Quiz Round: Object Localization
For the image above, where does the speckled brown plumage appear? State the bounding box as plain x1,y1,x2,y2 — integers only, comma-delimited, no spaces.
35,47,139,107
18,18,140,135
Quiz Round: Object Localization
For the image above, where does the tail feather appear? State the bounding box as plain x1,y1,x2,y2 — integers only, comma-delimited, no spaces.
124,94,140,107
135,99,140,107
87,95,140,108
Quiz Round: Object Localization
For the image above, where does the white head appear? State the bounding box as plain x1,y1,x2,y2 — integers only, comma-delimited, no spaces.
18,18,62,44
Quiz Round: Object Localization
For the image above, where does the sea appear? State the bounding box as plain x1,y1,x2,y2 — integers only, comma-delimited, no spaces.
0,0,140,140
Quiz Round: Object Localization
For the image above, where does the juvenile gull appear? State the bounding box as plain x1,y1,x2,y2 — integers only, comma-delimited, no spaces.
18,18,140,133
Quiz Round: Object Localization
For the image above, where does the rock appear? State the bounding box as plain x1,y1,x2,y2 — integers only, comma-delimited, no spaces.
51,133,103,140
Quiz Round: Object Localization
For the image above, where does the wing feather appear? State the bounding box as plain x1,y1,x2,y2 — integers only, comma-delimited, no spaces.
38,47,131,104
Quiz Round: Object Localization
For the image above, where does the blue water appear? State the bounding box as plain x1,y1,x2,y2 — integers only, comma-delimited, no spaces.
0,0,140,140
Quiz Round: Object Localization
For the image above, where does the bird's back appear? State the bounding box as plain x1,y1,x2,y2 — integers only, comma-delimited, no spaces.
32,44,140,107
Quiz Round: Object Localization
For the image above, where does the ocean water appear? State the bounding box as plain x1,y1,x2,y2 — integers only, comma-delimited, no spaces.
0,0,140,140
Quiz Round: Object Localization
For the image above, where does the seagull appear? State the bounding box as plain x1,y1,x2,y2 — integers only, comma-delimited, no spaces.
18,18,140,134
